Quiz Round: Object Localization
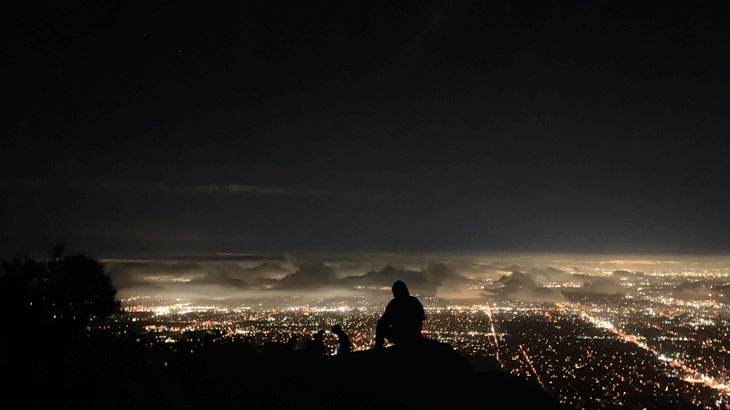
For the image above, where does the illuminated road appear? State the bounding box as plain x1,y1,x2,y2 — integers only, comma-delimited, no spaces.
558,302,730,398
519,344,546,390
486,306,503,366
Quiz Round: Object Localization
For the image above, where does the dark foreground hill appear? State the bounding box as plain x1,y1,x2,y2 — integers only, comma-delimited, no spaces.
5,335,559,410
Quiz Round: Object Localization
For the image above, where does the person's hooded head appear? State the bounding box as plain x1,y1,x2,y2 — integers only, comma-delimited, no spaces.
392,280,409,298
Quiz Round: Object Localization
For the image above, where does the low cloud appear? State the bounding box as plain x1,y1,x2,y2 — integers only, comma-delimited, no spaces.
580,277,625,295
109,254,717,303
672,281,715,300
242,261,292,279
115,261,201,276
275,261,339,290
106,260,201,289
611,270,645,280
494,270,565,302
528,267,575,285
342,263,465,296
108,275,165,291
189,269,248,288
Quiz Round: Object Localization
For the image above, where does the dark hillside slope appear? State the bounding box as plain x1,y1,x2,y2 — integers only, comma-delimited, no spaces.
6,336,559,409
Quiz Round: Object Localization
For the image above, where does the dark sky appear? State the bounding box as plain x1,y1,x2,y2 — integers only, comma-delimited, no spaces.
2,1,729,256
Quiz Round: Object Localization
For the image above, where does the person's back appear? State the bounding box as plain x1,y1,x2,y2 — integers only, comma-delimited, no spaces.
376,281,424,348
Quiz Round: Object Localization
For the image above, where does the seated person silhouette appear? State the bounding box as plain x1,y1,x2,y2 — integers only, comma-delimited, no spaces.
375,281,425,348
331,324,351,355
308,330,326,356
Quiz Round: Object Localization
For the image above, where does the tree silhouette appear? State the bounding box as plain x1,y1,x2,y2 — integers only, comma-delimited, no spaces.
45,255,120,329
1,253,119,338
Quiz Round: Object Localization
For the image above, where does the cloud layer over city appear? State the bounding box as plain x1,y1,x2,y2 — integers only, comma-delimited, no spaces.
104,253,730,305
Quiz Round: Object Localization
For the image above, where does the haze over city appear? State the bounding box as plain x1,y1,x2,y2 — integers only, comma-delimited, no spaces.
105,253,730,303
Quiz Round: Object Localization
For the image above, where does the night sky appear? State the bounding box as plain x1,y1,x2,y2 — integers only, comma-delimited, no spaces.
2,1,729,257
